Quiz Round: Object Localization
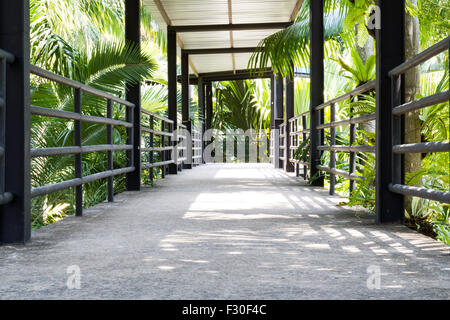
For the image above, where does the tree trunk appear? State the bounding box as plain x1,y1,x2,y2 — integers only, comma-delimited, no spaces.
404,0,422,216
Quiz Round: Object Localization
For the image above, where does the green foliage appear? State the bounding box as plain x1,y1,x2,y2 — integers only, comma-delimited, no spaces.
249,0,349,77
29,0,163,228
336,50,376,86
214,80,271,131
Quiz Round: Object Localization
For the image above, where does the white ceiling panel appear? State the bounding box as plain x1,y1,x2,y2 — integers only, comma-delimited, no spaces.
180,31,231,50
232,29,282,47
190,54,234,74
232,0,298,23
143,0,303,75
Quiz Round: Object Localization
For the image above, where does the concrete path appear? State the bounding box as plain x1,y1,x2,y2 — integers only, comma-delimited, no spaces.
0,164,449,299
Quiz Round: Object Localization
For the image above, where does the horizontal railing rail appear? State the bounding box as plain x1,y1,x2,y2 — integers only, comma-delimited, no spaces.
29,65,135,216
389,36,450,204
0,47,14,205
389,36,450,77
30,65,134,107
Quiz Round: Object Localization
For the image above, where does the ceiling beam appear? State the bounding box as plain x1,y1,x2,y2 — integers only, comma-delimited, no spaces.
182,47,261,55
290,0,305,22
227,0,236,74
168,22,293,33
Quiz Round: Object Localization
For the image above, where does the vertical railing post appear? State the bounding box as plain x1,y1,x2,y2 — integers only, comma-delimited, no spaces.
329,103,336,195
107,99,114,202
309,0,325,187
125,0,141,190
0,0,31,243
375,0,405,223
302,114,308,180
74,88,83,216
392,74,405,195
349,97,356,194
149,115,154,183
161,120,166,178
0,58,6,203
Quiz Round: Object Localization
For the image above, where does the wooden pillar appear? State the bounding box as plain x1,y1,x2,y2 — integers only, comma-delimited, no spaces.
0,0,31,243
125,0,141,190
309,0,325,187
375,0,405,223
168,28,178,174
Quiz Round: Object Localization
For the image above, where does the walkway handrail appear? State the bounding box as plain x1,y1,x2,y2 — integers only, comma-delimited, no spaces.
192,123,203,165
284,80,376,194
315,80,376,111
177,123,187,166
0,48,14,205
29,65,135,215
388,37,450,204
389,36,450,77
141,110,175,182
30,65,134,108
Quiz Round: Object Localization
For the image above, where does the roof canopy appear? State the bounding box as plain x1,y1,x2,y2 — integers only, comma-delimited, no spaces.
143,0,304,76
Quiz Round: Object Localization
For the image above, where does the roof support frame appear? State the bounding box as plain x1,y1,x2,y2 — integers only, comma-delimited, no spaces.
183,47,261,55
168,22,293,33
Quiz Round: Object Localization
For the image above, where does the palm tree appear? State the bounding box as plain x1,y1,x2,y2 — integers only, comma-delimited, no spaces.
29,0,164,227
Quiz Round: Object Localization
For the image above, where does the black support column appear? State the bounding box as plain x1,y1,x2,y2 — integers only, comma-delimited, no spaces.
181,50,192,169
274,74,284,168
309,0,325,186
205,82,213,132
168,28,178,174
125,0,141,190
274,74,284,125
270,74,275,130
0,0,31,243
375,0,405,223
284,66,295,173
198,77,205,163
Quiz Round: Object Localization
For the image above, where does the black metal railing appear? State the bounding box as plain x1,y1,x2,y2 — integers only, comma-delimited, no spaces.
178,123,187,168
314,80,376,195
192,124,203,166
288,111,310,179
141,109,175,183
388,36,450,204
279,80,376,195
29,65,136,215
0,48,14,205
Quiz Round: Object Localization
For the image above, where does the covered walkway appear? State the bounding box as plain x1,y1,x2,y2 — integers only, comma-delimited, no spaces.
1,164,448,299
